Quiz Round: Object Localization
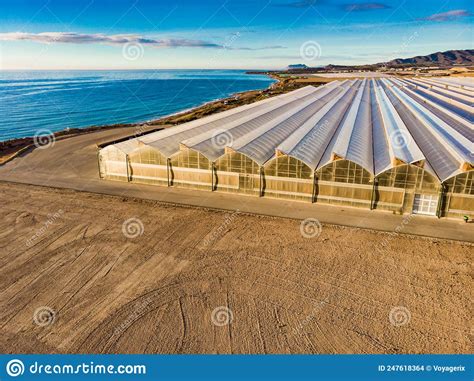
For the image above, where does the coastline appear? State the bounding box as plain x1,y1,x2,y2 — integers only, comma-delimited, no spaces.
1,70,340,162
1,72,296,161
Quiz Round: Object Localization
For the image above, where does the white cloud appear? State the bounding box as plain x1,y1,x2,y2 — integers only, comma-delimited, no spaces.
0,32,286,50
420,9,471,22
342,2,391,12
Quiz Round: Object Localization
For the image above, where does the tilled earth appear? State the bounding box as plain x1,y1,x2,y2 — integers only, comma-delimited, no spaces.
0,182,471,354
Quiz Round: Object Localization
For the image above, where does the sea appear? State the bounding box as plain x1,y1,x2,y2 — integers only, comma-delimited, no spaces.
0,70,275,141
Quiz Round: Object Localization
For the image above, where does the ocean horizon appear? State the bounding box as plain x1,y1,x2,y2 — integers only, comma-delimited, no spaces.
0,69,275,141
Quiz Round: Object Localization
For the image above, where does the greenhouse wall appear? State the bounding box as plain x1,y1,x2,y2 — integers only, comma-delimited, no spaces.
128,146,169,186
315,160,373,208
169,149,213,191
374,164,441,214
98,146,129,182
263,156,313,201
443,171,474,218
214,152,261,195
98,146,473,218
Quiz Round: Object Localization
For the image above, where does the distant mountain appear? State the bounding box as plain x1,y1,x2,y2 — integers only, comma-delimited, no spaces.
384,49,474,67
287,64,308,69
253,49,474,77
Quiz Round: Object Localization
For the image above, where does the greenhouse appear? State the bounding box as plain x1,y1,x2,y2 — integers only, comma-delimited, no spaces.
98,77,473,218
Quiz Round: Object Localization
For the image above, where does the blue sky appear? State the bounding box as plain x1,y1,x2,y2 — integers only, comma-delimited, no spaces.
0,0,472,70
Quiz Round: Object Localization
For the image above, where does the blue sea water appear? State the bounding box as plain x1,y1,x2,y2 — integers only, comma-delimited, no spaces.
0,70,274,141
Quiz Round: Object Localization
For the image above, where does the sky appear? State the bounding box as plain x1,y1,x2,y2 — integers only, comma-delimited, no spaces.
0,0,472,70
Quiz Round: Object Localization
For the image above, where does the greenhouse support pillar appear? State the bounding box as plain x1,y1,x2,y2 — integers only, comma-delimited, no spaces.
311,171,318,203
125,154,131,182
436,183,446,218
370,178,378,210
166,158,171,187
259,166,263,197
211,162,215,191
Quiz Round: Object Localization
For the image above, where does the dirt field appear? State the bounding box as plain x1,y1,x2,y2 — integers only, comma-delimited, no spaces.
0,182,472,354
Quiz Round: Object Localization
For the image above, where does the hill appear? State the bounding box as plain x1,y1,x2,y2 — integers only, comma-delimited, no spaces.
384,49,473,67
246,49,474,76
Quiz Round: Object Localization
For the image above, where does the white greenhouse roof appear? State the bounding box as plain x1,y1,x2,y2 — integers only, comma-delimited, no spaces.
104,76,474,182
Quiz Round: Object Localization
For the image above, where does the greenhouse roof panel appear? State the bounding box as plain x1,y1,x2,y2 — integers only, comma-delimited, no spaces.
233,82,343,165
146,85,318,157
182,85,333,161
277,80,360,170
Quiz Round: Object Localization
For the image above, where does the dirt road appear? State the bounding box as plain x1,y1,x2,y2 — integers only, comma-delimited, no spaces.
0,182,471,354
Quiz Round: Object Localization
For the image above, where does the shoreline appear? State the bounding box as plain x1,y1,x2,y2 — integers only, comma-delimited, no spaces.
1,70,342,162
1,73,298,161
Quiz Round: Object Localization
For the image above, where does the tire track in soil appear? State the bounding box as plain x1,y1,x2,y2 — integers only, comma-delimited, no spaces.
0,182,471,354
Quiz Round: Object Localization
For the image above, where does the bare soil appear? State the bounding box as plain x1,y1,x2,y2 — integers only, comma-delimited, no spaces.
0,182,471,354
